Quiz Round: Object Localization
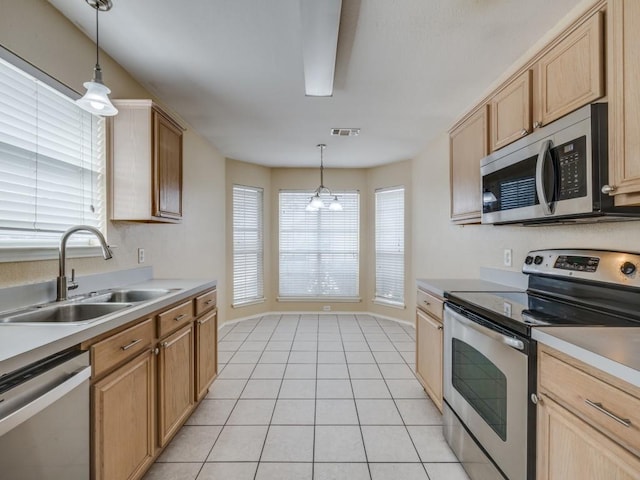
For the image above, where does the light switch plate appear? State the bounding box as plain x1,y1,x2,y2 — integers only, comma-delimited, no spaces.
138,248,145,264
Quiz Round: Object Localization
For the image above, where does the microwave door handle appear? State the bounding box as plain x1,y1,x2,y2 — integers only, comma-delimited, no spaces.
536,139,553,215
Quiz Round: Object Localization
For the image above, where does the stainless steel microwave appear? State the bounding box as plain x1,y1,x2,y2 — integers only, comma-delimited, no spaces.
481,103,640,225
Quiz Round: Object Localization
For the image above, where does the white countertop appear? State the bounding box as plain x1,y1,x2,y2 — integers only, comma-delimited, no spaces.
416,278,522,298
0,278,216,376
532,327,640,388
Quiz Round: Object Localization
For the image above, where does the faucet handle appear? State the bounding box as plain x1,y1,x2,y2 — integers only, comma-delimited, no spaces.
68,268,79,291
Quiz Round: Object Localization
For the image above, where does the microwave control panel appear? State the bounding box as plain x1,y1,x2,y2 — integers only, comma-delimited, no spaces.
555,136,587,200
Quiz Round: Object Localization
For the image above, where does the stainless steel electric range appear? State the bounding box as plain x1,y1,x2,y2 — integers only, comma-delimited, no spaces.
443,249,640,480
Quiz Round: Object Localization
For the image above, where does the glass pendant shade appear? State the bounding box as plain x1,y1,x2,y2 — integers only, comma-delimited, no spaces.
76,79,118,116
329,195,343,211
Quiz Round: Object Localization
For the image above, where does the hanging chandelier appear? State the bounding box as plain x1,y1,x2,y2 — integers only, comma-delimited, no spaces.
306,144,342,212
76,0,118,116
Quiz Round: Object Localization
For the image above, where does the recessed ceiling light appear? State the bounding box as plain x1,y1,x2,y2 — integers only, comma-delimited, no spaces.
330,128,360,137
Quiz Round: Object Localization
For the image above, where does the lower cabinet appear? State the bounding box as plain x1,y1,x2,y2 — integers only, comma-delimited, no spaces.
89,288,217,480
415,309,443,412
92,350,155,480
195,310,218,401
537,394,640,480
158,324,194,446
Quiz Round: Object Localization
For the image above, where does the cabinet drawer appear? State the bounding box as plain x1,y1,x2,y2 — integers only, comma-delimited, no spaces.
416,289,444,320
92,318,154,378
157,300,194,338
540,351,640,453
194,289,217,316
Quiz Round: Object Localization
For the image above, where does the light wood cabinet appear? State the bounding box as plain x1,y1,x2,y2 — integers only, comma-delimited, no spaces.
157,324,195,446
449,105,489,223
537,11,604,127
607,0,640,204
415,288,444,412
110,100,184,223
537,345,640,479
490,70,532,151
537,393,640,480
195,309,218,401
92,349,155,480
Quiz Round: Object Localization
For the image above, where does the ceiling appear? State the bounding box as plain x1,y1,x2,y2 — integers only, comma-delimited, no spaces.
49,0,582,168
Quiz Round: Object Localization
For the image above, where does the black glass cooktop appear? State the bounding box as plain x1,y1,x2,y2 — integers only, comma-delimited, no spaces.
445,289,640,337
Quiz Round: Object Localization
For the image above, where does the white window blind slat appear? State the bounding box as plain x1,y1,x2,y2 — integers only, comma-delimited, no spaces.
375,187,405,306
0,54,105,249
279,191,359,298
233,185,264,306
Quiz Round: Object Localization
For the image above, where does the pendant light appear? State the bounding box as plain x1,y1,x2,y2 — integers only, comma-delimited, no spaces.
306,144,343,212
76,0,118,117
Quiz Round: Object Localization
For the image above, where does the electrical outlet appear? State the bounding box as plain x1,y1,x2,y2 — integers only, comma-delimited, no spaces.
138,248,145,264
323,305,331,312
503,249,512,267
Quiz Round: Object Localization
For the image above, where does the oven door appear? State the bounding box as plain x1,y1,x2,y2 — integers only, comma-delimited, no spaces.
443,304,529,480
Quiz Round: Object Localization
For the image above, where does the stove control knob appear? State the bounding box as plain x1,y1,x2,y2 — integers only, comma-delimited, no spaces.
525,256,534,265
621,261,636,276
534,255,544,265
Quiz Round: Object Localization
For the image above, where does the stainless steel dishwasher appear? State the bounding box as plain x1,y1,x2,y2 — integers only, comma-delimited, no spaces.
0,348,90,480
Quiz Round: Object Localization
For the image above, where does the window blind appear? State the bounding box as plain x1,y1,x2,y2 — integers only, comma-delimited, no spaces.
375,186,405,306
233,185,264,306
0,55,105,249
279,191,359,298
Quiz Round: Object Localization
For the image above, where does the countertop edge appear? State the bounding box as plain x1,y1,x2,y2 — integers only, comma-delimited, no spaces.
416,278,522,298
532,328,640,389
0,278,216,376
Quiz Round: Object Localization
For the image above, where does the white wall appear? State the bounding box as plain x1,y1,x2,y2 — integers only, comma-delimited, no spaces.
0,0,226,312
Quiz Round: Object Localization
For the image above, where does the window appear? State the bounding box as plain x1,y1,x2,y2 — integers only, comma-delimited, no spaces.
279,191,359,299
233,185,264,306
375,186,405,306
0,50,105,259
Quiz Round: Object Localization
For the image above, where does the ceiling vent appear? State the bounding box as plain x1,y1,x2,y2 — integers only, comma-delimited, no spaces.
330,128,360,137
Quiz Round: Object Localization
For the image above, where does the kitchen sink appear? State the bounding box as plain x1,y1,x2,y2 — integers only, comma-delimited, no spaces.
84,288,180,303
0,303,133,324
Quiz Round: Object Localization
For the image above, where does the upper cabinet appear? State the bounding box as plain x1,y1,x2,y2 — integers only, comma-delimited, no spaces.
537,11,604,127
490,70,532,151
110,100,184,223
450,105,489,224
607,0,640,204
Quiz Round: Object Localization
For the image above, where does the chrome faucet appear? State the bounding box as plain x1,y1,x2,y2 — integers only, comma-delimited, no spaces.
57,225,113,301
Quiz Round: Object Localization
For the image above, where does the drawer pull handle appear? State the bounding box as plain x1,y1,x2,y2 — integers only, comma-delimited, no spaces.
174,313,187,321
198,317,209,325
423,300,430,306
205,299,214,305
121,338,142,351
585,399,631,428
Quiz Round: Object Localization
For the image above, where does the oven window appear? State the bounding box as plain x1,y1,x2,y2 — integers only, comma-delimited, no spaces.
452,338,507,441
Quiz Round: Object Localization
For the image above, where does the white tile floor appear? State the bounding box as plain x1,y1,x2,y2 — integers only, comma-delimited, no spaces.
143,313,470,480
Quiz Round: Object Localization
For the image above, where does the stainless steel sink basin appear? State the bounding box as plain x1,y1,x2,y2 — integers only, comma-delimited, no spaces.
85,288,179,303
0,303,132,324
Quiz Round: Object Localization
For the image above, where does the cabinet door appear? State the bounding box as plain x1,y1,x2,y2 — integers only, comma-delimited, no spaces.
537,394,640,480
450,105,488,223
415,310,443,412
538,12,604,127
608,0,640,204
153,110,183,220
195,310,218,401
92,350,155,480
490,70,532,151
158,324,194,446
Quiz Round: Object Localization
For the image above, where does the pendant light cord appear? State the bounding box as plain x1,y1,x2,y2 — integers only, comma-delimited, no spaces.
319,144,325,188
95,5,100,69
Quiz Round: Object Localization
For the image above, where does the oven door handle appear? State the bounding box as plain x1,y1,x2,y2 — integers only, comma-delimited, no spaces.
454,312,525,351
535,139,554,215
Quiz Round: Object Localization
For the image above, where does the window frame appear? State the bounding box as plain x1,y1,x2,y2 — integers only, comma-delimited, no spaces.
232,184,265,307
373,186,405,308
0,46,107,263
278,189,360,301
